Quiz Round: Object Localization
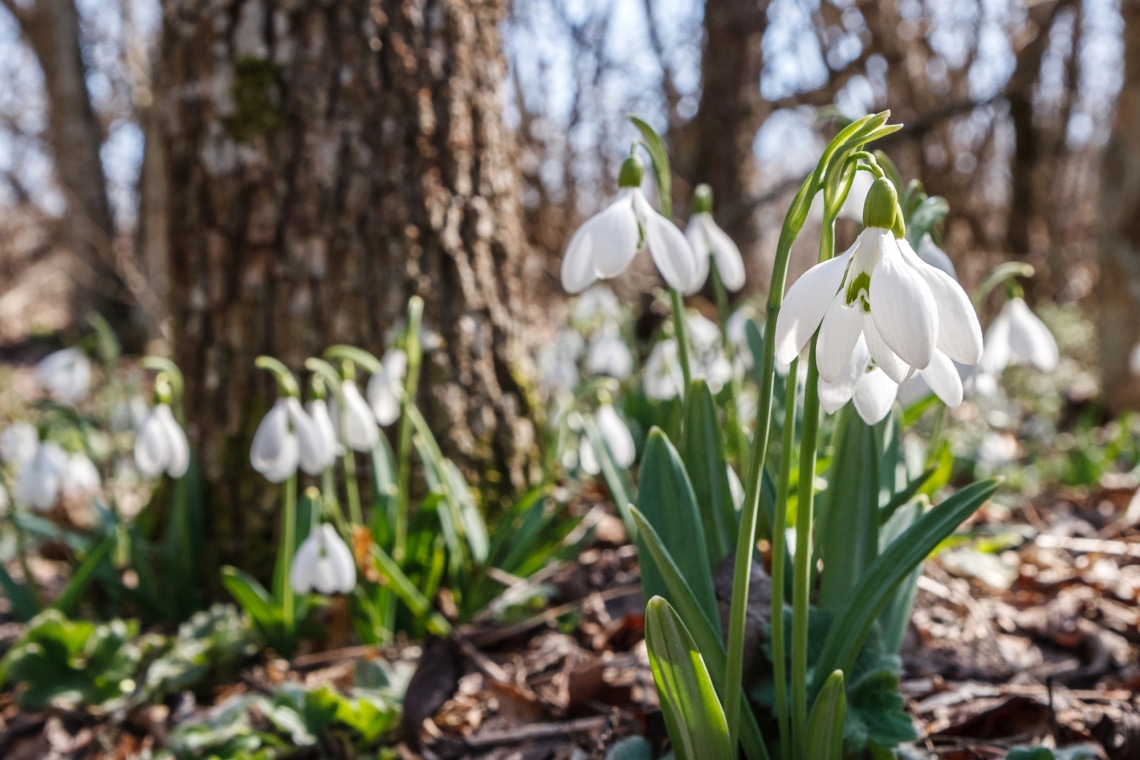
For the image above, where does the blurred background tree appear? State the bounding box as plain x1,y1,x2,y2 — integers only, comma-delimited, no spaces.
0,0,1132,570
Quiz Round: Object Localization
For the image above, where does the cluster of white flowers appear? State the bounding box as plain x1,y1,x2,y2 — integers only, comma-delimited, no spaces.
35,348,92,405
0,422,102,511
643,312,734,401
536,286,635,398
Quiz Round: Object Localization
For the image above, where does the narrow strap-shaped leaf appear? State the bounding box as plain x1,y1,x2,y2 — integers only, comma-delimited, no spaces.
0,564,37,621
681,380,736,565
813,479,998,688
221,566,281,629
879,468,935,525
49,535,115,615
805,670,846,760
370,546,451,636
645,597,732,760
584,418,637,537
635,429,718,626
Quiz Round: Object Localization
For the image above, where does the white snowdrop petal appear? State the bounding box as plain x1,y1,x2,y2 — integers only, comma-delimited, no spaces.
1007,298,1059,372
306,400,339,466
322,525,357,594
917,234,957,280
869,233,938,370
684,216,712,294
578,436,600,475
135,413,169,479
816,294,864,384
773,251,851,365
0,422,38,465
35,348,91,404
638,194,698,292
597,405,635,467
561,220,600,294
286,398,325,476
63,453,100,497
15,444,65,510
290,531,322,594
921,350,964,409
978,308,1013,376
863,315,911,384
818,335,870,414
852,368,898,425
251,400,292,477
902,240,983,364
157,405,190,478
342,383,380,452
592,195,641,279
707,216,746,291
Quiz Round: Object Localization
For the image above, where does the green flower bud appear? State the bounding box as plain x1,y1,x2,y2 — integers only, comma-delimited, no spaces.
862,177,898,231
691,183,713,214
618,156,645,189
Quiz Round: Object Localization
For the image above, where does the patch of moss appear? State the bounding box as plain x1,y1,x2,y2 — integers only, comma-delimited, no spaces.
227,57,286,141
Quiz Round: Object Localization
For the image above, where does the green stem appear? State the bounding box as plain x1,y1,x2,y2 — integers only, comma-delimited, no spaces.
14,521,43,611
343,444,363,527
771,357,798,760
395,297,424,564
792,343,822,759
281,474,298,634
669,287,693,392
973,262,1035,310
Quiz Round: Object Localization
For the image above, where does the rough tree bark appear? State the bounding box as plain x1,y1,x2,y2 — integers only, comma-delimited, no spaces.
2,0,133,333
1098,0,1140,412
675,0,770,260
157,0,540,576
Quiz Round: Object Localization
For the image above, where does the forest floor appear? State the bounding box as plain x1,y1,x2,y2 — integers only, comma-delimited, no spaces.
1,480,1138,760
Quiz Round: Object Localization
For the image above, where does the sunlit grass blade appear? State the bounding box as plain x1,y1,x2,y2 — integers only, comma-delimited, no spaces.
806,670,847,760
681,380,735,565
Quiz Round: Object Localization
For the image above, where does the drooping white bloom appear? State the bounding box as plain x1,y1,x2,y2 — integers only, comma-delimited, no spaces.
775,226,982,386
0,422,38,465
977,297,1058,375
135,404,191,479
366,349,407,426
585,325,633,379
917,234,957,280
578,404,636,474
335,382,380,452
644,340,685,401
537,329,584,393
111,395,150,434
290,523,357,595
250,397,324,482
686,212,745,293
561,158,698,294
35,348,92,404
818,336,899,425
62,452,101,499
571,286,624,327
687,313,734,392
305,399,339,466
14,442,68,510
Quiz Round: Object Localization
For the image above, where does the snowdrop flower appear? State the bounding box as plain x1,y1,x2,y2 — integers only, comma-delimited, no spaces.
978,297,1058,375
917,234,957,280
561,156,698,294
250,397,324,483
111,395,150,434
14,442,68,510
290,524,357,595
35,347,92,404
62,452,101,499
687,313,734,392
538,329,585,393
332,382,380,452
571,286,624,328
644,340,685,400
306,398,339,465
366,349,407,426
0,422,38,465
818,336,899,425
585,325,633,379
685,185,745,293
135,404,190,479
775,178,982,387
578,404,636,473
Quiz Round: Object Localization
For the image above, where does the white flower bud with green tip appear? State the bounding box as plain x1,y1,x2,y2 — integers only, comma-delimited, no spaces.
250,397,324,482
35,347,91,404
561,156,698,294
290,523,357,595
685,184,746,294
135,404,190,479
978,297,1058,375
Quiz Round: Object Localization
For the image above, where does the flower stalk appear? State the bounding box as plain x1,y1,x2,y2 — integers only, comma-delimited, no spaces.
395,296,424,564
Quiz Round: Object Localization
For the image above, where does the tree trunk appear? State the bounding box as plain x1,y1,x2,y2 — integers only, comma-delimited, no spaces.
6,0,134,334
156,0,539,577
1099,0,1140,412
675,0,769,260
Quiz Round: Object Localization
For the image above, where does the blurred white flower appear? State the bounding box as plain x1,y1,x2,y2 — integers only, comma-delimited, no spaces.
571,286,623,327
978,297,1058,375
250,398,324,482
0,422,38,465
644,340,685,400
561,158,698,293
111,395,150,434
917,234,957,280
687,313,734,392
135,404,191,479
585,326,633,379
578,404,636,473
35,348,91,404
290,523,357,595
306,399,339,465
14,442,68,510
686,211,745,293
62,452,101,499
366,349,407,426
334,382,380,452
537,329,584,393
976,431,1019,474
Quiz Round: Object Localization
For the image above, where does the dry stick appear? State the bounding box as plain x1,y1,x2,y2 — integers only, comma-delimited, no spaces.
463,583,643,649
